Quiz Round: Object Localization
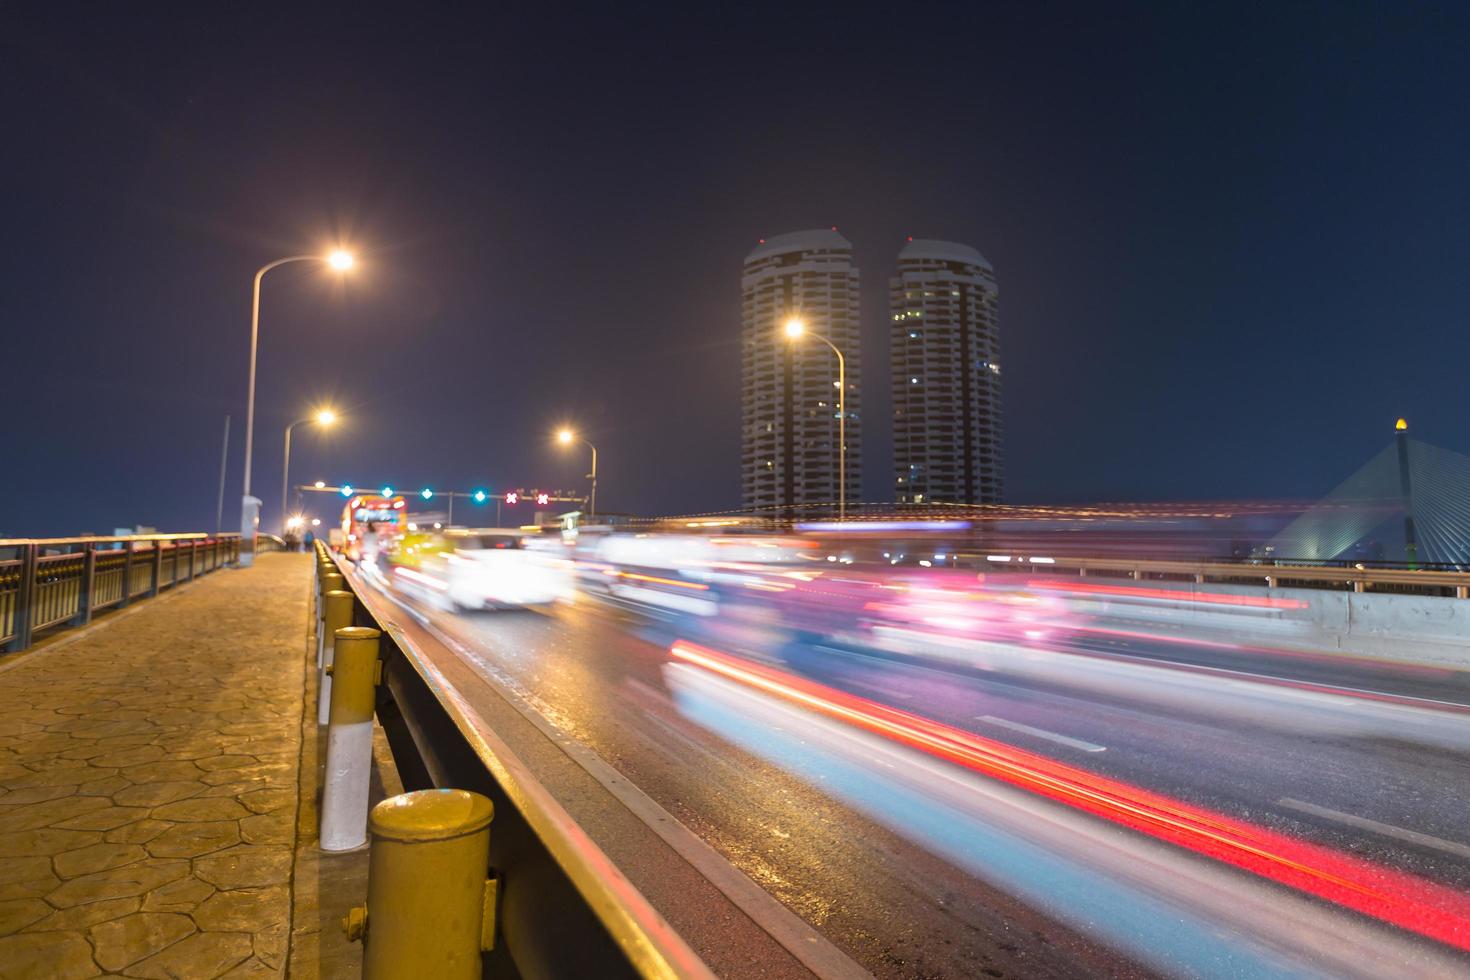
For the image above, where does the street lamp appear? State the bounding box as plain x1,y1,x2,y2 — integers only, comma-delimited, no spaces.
282,408,339,534
241,250,354,564
556,427,598,520
782,316,847,521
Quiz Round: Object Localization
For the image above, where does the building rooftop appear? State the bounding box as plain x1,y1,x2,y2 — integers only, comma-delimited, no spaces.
745,228,853,263
898,238,993,272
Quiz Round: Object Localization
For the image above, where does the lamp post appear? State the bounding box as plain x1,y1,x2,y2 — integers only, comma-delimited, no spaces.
1395,417,1419,569
240,249,353,565
282,409,338,533
783,317,846,521
556,428,598,521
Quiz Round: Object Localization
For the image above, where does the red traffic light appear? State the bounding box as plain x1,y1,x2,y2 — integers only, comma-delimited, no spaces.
535,493,550,506
504,492,518,505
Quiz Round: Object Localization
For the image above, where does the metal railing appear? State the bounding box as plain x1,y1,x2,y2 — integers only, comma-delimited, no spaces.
988,554,1470,598
0,533,243,653
314,543,711,979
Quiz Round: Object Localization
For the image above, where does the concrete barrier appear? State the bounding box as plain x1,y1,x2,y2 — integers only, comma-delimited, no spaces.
1043,578,1470,668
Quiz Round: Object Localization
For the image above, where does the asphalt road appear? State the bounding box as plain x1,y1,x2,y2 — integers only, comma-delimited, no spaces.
372,578,1470,978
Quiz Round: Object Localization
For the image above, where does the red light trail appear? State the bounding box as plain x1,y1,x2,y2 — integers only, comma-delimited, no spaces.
669,640,1470,951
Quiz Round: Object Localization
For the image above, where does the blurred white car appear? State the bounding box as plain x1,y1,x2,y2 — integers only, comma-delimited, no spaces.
397,529,572,611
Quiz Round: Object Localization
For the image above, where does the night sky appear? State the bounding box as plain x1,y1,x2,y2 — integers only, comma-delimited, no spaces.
5,4,1468,537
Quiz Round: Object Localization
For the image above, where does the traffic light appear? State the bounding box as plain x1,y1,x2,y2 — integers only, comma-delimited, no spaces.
472,490,488,504
340,485,354,497
421,488,433,500
504,492,518,505
535,492,550,506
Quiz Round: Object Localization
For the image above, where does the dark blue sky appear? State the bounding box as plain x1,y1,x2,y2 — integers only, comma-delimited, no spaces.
4,3,1468,536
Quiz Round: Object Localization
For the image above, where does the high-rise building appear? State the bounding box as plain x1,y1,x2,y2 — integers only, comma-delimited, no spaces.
741,230,862,515
890,239,1002,504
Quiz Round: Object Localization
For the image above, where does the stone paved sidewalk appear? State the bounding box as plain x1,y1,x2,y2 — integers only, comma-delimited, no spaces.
0,552,313,979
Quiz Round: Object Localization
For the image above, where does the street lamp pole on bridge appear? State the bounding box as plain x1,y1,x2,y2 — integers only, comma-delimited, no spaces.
783,316,847,521
556,429,598,520
239,250,354,565
281,409,338,534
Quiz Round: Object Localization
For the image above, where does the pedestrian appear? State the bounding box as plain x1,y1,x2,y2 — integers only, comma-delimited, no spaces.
304,528,315,550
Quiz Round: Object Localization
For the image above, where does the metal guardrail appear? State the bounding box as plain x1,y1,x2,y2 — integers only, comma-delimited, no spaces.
993,554,1470,598
0,533,244,653
314,543,712,979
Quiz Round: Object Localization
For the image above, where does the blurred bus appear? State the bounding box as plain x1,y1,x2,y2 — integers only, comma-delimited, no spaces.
341,494,408,562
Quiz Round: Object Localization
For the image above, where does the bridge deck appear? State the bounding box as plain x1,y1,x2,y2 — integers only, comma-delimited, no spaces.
0,552,385,979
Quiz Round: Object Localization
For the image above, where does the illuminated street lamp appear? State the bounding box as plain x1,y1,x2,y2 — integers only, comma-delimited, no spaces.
1395,416,1419,569
782,316,847,521
240,249,355,564
556,427,598,520
282,408,339,534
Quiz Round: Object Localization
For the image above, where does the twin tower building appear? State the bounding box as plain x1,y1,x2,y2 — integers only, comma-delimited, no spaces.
741,229,1003,514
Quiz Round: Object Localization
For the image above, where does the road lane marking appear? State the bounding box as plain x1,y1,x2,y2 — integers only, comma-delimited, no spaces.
1277,798,1470,861
840,677,914,700
974,715,1107,753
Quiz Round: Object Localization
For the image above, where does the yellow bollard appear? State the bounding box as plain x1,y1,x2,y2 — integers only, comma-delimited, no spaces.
314,562,332,612
321,626,382,851
346,789,496,979
318,590,355,726
315,564,335,613
317,571,345,663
